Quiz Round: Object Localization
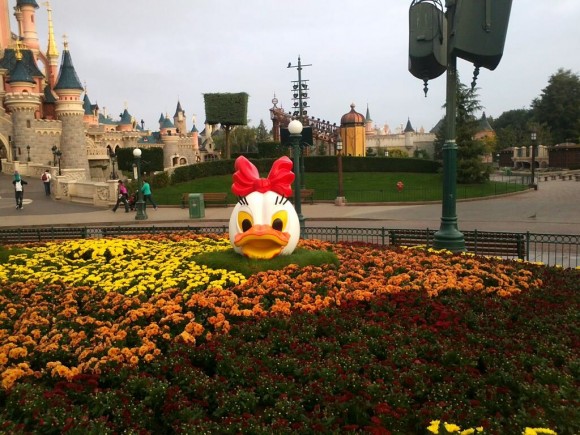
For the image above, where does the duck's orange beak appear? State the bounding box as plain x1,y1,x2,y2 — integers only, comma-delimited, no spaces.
234,224,290,260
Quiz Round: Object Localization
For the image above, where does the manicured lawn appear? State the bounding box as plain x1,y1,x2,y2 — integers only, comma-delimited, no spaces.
154,173,527,205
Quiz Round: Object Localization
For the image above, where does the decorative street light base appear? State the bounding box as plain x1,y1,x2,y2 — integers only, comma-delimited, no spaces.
334,196,346,206
433,221,465,252
135,200,148,220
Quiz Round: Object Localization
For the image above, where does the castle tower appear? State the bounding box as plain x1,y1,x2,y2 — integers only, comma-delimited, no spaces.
117,108,133,132
44,1,59,88
340,103,366,157
365,104,375,135
3,45,41,162
404,118,415,150
173,100,186,135
14,0,40,53
54,39,89,175
0,0,11,50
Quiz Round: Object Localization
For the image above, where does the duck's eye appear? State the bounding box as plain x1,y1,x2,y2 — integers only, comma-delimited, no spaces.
237,211,253,232
271,210,288,232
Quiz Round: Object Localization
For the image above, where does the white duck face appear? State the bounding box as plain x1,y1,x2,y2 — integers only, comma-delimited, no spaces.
229,190,300,260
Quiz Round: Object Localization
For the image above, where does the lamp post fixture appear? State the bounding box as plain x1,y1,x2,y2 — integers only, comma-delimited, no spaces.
133,148,148,221
51,145,57,166
530,131,537,190
26,145,31,162
55,150,62,175
288,120,305,230
335,133,346,206
110,153,118,179
432,5,465,252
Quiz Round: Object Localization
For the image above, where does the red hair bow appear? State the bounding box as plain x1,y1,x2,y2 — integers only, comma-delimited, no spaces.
232,156,295,197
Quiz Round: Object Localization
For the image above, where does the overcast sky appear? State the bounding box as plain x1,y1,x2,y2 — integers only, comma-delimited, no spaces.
16,0,580,133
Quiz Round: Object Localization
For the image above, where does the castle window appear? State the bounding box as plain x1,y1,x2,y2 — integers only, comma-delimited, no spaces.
27,120,31,128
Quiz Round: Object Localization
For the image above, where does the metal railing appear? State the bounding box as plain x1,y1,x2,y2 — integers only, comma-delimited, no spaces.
0,226,578,268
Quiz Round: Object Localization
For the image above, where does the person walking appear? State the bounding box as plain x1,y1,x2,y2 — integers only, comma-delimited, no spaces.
141,179,158,210
12,171,28,210
112,180,130,213
41,169,52,196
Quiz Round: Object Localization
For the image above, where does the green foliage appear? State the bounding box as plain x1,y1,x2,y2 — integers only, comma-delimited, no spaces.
387,149,409,158
413,149,430,159
203,93,249,126
256,141,287,159
195,248,339,277
0,245,32,264
491,109,534,150
150,171,169,189
532,68,580,144
256,120,271,142
434,80,489,183
116,147,164,174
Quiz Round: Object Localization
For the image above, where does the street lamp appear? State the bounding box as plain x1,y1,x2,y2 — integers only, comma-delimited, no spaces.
55,150,62,175
26,145,30,162
133,148,148,220
51,145,57,166
110,153,118,179
335,133,345,206
288,120,305,229
530,131,537,190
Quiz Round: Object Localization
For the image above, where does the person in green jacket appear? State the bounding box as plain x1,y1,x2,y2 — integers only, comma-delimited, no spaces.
141,180,158,210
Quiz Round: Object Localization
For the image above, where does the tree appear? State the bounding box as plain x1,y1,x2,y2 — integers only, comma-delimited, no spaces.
434,80,490,183
532,68,580,144
256,120,270,142
203,93,249,159
490,109,533,150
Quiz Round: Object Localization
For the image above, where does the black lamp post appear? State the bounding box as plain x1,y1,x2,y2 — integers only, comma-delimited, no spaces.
51,145,57,166
110,153,118,179
26,145,30,162
335,133,345,206
133,148,148,221
530,131,537,190
288,120,305,230
55,150,62,175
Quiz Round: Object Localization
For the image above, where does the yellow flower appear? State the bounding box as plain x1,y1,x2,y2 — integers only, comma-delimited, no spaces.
444,422,461,432
427,420,440,434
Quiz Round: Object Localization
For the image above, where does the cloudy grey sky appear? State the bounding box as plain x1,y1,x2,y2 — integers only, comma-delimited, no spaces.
17,0,580,133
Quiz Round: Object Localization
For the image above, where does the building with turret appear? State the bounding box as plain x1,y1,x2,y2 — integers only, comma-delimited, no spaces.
0,0,209,205
364,105,436,158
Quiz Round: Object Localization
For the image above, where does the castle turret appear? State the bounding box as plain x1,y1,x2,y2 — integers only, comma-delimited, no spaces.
4,45,41,162
54,39,89,175
14,0,40,53
404,118,414,150
0,0,11,50
173,100,186,135
44,1,59,88
365,104,375,135
117,108,133,132
340,103,366,157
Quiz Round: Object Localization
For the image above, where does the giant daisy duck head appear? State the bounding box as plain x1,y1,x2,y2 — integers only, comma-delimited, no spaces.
229,156,300,260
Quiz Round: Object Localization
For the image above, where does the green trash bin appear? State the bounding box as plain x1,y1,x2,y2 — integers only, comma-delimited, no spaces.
188,193,205,219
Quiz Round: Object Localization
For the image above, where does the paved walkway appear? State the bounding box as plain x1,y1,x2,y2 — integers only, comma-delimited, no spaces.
1,172,579,234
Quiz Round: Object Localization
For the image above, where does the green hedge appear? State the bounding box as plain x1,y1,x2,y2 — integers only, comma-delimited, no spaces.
170,157,440,184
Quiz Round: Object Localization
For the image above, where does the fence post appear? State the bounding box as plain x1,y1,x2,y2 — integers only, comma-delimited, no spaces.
525,231,530,261
381,227,386,246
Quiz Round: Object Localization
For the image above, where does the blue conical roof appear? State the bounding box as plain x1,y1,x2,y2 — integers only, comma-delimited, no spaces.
119,109,133,125
54,49,83,90
404,118,414,133
83,94,93,115
16,0,39,8
7,57,34,83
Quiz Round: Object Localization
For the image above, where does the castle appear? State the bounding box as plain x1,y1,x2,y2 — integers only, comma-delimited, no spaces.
0,0,214,205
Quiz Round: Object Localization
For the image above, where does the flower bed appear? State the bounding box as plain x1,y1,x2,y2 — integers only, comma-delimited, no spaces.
0,234,577,433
